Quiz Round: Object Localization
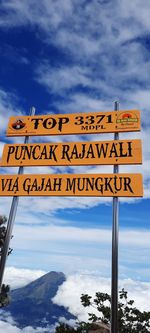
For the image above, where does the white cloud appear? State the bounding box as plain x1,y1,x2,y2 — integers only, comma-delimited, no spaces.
52,94,115,114
0,0,148,200
0,321,20,333
53,274,110,321
58,317,76,328
53,273,150,321
120,0,150,32
3,266,46,289
0,0,149,289
11,224,150,247
0,320,55,333
0,0,149,59
0,89,24,134
24,0,150,103
0,195,112,221
0,0,73,31
36,64,92,93
0,142,5,159
1,267,150,332
13,224,111,244
5,224,149,278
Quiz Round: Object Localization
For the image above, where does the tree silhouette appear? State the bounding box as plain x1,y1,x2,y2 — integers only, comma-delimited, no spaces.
55,289,150,332
0,215,11,307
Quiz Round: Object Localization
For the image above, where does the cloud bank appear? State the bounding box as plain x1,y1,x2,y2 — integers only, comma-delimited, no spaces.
53,273,150,321
1,267,150,332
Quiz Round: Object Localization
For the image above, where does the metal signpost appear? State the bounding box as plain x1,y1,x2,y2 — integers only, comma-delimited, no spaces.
0,107,35,290
0,104,143,333
111,101,119,333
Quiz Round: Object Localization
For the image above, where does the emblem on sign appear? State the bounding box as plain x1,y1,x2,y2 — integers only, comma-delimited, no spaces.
10,119,26,131
116,112,139,129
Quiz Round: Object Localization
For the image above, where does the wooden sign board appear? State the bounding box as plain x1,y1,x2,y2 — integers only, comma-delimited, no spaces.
0,174,143,197
1,139,142,167
6,110,141,137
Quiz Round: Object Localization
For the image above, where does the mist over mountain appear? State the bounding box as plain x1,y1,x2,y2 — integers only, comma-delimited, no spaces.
1,271,75,329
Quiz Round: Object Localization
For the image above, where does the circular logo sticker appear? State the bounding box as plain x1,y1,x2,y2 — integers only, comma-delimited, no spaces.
11,119,26,131
116,112,138,129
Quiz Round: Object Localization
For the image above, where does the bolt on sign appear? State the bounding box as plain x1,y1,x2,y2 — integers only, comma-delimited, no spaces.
0,174,143,197
6,110,141,137
1,139,142,167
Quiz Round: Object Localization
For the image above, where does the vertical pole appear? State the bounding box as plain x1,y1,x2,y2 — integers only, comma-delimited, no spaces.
0,107,36,289
111,101,119,333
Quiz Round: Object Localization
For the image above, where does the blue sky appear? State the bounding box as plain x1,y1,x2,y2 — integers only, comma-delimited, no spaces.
0,0,150,288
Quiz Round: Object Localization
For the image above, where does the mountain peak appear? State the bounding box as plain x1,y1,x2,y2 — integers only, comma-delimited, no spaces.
2,271,75,329
11,271,66,301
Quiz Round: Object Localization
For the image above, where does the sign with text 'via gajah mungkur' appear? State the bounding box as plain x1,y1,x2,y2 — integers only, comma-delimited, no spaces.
0,174,143,197
1,139,142,167
6,110,141,136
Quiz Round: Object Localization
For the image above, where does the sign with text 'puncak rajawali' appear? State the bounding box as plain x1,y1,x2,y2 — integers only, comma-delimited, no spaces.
6,110,141,137
0,174,143,197
1,139,142,167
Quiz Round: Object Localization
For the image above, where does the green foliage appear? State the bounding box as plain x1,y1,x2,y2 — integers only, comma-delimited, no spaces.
0,284,10,308
0,215,7,225
56,323,76,333
81,291,111,325
0,215,7,250
55,322,90,333
55,288,150,332
0,215,11,308
0,215,13,257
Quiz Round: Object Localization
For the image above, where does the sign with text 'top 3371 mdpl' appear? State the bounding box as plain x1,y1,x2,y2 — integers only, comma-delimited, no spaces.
6,110,141,136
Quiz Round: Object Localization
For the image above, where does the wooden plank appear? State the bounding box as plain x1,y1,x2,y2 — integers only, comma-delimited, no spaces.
1,139,142,167
0,173,143,197
6,110,141,136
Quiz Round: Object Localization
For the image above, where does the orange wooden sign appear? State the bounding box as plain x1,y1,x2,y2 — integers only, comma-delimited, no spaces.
0,173,143,197
1,139,142,167
6,110,141,137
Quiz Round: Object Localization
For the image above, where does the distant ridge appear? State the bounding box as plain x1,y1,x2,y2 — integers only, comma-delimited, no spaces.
2,271,75,329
